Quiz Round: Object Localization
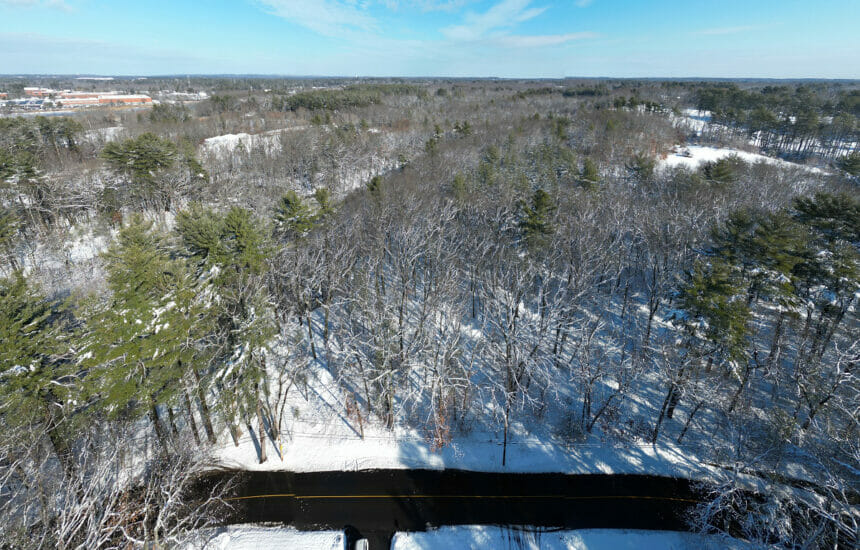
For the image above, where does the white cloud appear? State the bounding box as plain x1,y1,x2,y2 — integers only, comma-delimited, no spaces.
496,31,597,47
574,0,593,7
254,0,378,37
441,0,546,41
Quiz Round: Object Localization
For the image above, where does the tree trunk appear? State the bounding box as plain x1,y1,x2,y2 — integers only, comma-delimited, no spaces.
183,388,201,445
620,281,630,320
767,312,784,371
652,385,675,443
257,397,267,464
677,400,704,443
587,390,621,433
228,422,241,446
149,397,170,450
166,406,181,439
193,367,217,443
306,312,317,361
644,296,660,350
502,398,510,467
727,366,751,413
41,397,76,480
665,384,681,420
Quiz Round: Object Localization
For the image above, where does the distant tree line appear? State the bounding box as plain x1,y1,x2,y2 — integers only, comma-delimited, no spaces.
694,84,858,160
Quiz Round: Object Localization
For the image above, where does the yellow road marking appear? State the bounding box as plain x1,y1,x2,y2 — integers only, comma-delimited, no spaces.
226,494,699,504
227,493,296,501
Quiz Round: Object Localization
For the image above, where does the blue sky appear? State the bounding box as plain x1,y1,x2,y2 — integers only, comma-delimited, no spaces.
1,0,858,78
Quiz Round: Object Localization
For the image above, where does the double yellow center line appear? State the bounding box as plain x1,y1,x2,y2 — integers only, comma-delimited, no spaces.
226,493,700,504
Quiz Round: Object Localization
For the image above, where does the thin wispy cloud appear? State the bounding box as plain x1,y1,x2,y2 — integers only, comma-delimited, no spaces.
254,0,378,37
442,0,547,41
0,0,71,10
384,0,470,11
696,24,767,36
2,0,857,79
256,1,595,53
0,32,216,73
495,31,597,47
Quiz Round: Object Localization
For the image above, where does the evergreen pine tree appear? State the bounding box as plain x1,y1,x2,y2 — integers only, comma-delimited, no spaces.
837,152,860,177
709,208,759,272
101,132,203,210
81,216,182,447
0,206,20,271
313,187,334,220
520,188,556,248
367,175,383,203
790,193,860,318
702,156,738,187
101,133,178,184
176,203,225,263
792,192,860,244
626,152,655,183
677,259,751,370
0,272,74,474
746,212,807,307
579,157,600,190
0,272,66,407
0,272,77,476
177,206,276,447
451,173,469,202
274,190,315,237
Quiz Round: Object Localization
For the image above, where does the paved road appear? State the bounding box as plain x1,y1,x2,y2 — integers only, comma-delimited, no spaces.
200,470,701,549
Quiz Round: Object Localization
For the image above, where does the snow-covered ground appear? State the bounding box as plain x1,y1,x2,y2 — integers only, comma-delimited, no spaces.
182,525,755,550
212,350,717,479
674,109,712,136
201,128,304,160
200,125,398,195
182,525,344,550
670,108,847,170
215,418,717,477
83,126,125,144
208,288,815,501
659,145,826,174
391,526,755,550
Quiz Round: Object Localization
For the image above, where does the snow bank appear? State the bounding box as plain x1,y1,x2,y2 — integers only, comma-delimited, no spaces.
215,428,718,478
185,525,754,550
201,127,308,159
391,526,755,550
183,525,344,550
660,145,825,174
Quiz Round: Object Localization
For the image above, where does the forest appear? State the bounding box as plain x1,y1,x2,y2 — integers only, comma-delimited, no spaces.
0,77,858,549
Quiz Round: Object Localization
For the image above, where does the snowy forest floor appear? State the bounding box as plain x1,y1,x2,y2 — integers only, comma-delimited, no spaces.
211,352,719,479
206,295,813,494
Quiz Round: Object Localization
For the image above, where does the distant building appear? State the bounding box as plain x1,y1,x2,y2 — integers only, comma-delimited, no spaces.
0,93,7,99
24,87,54,97
17,88,152,109
61,92,102,99
58,97,100,107
97,94,152,105
58,92,152,107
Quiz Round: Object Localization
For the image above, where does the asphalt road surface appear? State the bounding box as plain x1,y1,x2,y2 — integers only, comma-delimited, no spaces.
201,470,701,549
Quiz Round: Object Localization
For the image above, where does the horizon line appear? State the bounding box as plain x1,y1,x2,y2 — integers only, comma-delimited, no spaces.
2,74,859,82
